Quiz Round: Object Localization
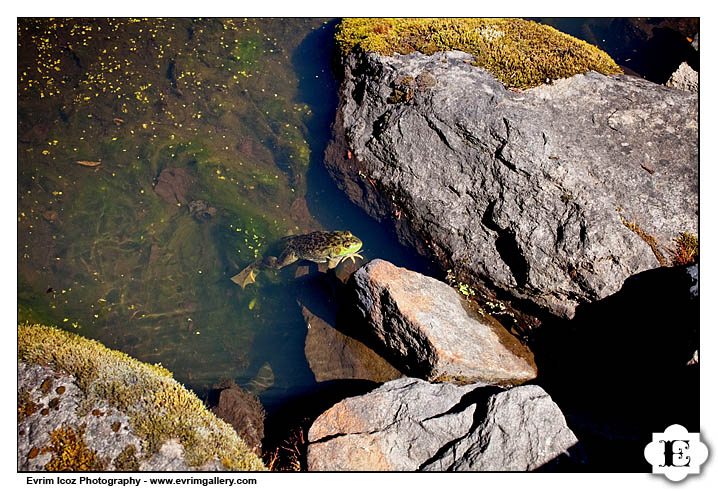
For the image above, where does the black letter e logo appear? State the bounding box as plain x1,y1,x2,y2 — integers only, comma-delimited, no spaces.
660,439,691,467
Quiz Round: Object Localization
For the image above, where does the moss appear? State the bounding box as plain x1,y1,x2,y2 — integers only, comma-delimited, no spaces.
43,425,105,471
335,18,622,89
673,232,698,266
18,323,267,471
113,445,140,471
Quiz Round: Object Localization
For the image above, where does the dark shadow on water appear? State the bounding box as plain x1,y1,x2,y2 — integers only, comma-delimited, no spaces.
532,18,699,84
529,265,699,471
292,18,439,279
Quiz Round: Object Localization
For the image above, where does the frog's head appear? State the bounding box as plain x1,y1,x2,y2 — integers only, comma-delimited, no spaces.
331,230,362,257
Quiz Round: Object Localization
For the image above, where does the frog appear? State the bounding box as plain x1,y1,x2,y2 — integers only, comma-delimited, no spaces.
230,230,364,289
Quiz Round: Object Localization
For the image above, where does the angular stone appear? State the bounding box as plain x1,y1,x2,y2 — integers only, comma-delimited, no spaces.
307,378,482,471
423,385,585,471
345,259,536,385
302,305,402,383
306,378,583,471
667,61,698,93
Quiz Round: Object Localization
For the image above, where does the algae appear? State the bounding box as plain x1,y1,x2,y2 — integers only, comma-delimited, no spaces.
335,18,622,89
17,18,325,394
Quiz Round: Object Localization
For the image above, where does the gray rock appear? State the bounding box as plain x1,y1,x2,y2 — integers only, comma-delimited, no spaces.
423,385,585,471
18,361,250,471
306,378,583,471
325,50,698,319
18,362,147,471
667,61,698,93
344,259,536,385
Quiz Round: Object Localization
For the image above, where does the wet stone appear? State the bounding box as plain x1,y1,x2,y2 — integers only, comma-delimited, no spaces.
188,200,217,223
153,168,197,206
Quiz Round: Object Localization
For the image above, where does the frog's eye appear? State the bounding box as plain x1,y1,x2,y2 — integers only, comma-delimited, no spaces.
344,241,353,248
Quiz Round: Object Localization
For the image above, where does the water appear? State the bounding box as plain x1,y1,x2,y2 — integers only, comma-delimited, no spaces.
17,18,696,418
533,18,699,83
17,18,434,415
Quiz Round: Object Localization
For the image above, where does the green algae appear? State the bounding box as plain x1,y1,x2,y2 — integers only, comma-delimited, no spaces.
17,18,326,395
335,18,622,89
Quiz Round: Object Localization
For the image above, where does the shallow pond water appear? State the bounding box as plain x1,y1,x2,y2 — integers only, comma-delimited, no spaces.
17,17,697,418
17,18,435,414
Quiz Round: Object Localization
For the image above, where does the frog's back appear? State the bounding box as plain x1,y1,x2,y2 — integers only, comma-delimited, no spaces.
287,231,338,262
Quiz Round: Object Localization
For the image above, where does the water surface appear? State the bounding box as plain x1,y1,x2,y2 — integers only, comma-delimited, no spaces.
17,17,696,416
17,18,432,414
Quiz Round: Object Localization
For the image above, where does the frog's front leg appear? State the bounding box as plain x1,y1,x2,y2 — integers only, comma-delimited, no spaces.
327,256,341,269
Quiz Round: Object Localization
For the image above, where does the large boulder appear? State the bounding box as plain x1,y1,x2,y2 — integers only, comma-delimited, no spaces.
342,259,536,385
306,377,584,471
325,49,698,319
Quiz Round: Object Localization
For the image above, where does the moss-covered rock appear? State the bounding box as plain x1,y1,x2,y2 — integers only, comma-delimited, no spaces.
335,18,621,89
17,322,266,471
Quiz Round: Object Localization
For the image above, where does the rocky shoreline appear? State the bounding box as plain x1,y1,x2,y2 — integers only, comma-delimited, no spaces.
18,18,699,473
303,18,699,471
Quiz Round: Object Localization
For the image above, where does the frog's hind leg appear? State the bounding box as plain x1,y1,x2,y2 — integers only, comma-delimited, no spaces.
230,255,285,289
230,259,263,289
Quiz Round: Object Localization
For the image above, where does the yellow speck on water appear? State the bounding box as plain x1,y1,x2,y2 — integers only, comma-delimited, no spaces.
177,203,182,207
195,331,200,335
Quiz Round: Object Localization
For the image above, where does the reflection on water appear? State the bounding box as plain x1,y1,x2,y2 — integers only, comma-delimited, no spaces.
17,17,432,414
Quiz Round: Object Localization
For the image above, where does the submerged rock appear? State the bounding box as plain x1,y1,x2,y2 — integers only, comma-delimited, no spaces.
302,304,402,383
325,49,698,320
210,382,265,456
343,259,536,385
306,378,584,471
153,167,197,205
